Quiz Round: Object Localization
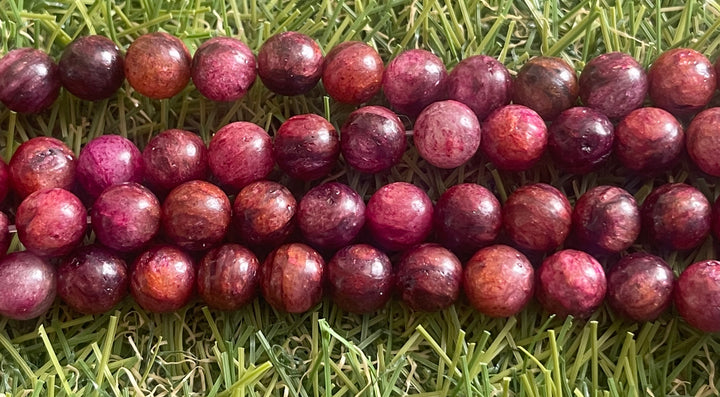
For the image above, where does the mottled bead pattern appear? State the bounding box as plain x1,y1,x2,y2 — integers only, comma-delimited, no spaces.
59,35,125,101
572,185,640,254
641,183,711,251
481,105,548,171
273,114,340,181
396,244,462,312
297,182,365,251
260,243,325,313
92,183,161,252
340,106,406,173
614,107,684,174
579,52,647,120
607,253,674,322
686,108,720,177
365,182,433,251
162,180,231,251
16,188,87,257
257,31,323,96
0,252,56,320
536,249,607,318
142,129,208,193
463,245,534,318
382,49,447,117
197,244,260,311
648,48,716,117
192,37,257,102
548,107,614,174
503,183,572,252
0,48,61,113
76,135,144,198
9,137,77,198
124,32,192,99
57,245,129,315
233,181,296,247
675,260,720,332
413,100,482,169
446,55,512,120
327,244,393,314
131,245,196,313
208,121,274,192
322,41,383,104
433,183,502,255
512,56,579,120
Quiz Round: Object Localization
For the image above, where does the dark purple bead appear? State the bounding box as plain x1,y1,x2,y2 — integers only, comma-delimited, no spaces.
413,100,482,169
382,49,447,117
0,252,56,320
481,105,548,171
641,183,711,251
446,55,512,120
142,129,208,193
396,243,462,312
548,107,614,174
273,114,339,181
572,186,640,254
162,180,231,251
9,137,76,198
0,159,10,203
16,188,87,258
59,35,125,101
298,182,365,251
0,212,9,258
434,183,502,255
192,37,257,102
0,48,61,113
579,52,647,120
260,243,325,313
197,244,260,311
675,260,720,332
366,182,433,251
607,253,674,322
340,106,406,173
322,41,383,104
512,56,578,120
686,108,720,177
208,121,274,193
233,181,296,247
257,31,323,96
91,182,161,252
327,244,393,313
648,48,716,117
77,135,144,198
131,244,195,313
57,245,129,314
615,107,684,174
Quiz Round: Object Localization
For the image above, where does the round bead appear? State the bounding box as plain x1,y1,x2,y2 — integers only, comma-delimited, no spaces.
648,48,716,117
130,244,195,313
0,252,56,320
142,129,208,193
124,32,191,99
382,49,447,117
446,55,512,120
512,56,578,120
257,31,323,96
322,41,383,104
614,107,684,174
0,48,61,113
192,36,257,102
9,137,76,198
579,52,647,120
365,182,433,251
260,243,325,313
675,260,720,332
340,106,406,173
572,185,640,254
413,100,482,169
396,243,462,312
197,244,260,311
273,114,339,181
503,183,572,252
76,135,144,198
607,253,674,322
59,35,125,101
327,244,393,314
641,183,711,251
548,107,614,174
481,105,548,171
233,181,296,247
208,122,274,193
686,108,720,177
297,182,365,251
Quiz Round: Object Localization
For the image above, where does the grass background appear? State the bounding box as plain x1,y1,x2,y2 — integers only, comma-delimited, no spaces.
1,0,720,395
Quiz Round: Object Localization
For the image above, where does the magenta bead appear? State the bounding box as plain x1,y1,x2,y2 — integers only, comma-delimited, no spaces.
0,160,9,203
513,56,578,120
413,100,482,169
579,52,648,120
340,106,406,173
16,188,87,257
0,252,56,320
675,260,720,332
76,135,144,198
648,48,716,117
208,122,274,193
366,182,433,251
615,107,684,174
686,108,720,177
0,48,61,113
641,183,711,251
91,182,161,252
382,49,447,117
257,31,323,96
142,129,208,193
297,182,365,251
192,37,257,102
548,107,614,174
273,114,340,181
446,55,512,120
607,253,674,322
57,245,129,314
481,105,548,171
572,186,640,254
233,181,297,247
322,41,384,104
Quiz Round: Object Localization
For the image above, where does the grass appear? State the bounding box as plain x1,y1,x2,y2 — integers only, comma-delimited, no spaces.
1,0,720,395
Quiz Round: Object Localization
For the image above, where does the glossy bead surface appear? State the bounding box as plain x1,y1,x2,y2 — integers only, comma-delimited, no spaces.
615,107,684,174
162,180,231,251
382,49,447,117
208,122,274,192
192,37,256,102
9,137,76,198
503,183,572,252
260,243,325,313
607,253,674,322
548,107,614,174
233,181,296,247
396,243,462,312
675,260,720,332
76,135,144,198
327,244,393,313
142,129,208,193
512,56,578,120
322,41,383,104
641,183,711,251
481,105,548,171
257,31,323,96
273,114,339,181
446,55,512,120
197,244,260,311
0,252,56,320
0,160,10,203
686,107,720,177
648,48,716,117
340,106,406,173
298,182,365,251
579,52,647,120
572,186,640,254
413,100,482,169
366,182,433,251
124,32,191,99
59,35,125,101
0,48,61,113
91,183,161,252
130,244,196,313
16,188,87,257
57,245,129,314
